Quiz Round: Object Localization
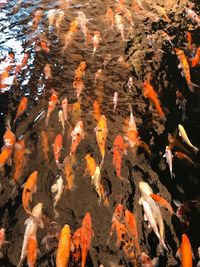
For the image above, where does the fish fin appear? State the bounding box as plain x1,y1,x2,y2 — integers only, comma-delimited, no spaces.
188,82,200,93
177,184,184,194
178,63,182,69
144,213,148,222
173,199,182,207
193,146,199,154
175,248,180,259
181,71,184,77
163,154,166,158
51,183,58,193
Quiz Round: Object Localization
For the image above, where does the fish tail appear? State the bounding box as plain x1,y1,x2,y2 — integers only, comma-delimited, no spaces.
188,82,200,93
103,197,110,207
193,146,199,154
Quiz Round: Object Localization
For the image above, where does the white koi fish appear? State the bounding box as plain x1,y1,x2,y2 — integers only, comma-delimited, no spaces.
51,176,64,218
178,124,199,153
163,146,174,178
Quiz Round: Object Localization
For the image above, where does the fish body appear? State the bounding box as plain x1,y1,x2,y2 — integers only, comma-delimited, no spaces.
15,52,29,74
93,100,101,122
73,78,84,100
13,139,26,182
150,194,174,215
27,234,37,267
0,228,6,250
40,130,49,160
56,224,71,267
163,146,174,178
70,121,85,155
95,115,108,166
143,80,165,120
113,135,125,180
115,14,125,41
139,252,158,267
175,151,196,166
64,156,75,190
72,228,82,264
0,147,13,169
53,134,63,168
92,31,101,56
45,90,59,126
22,171,38,215
113,92,118,112
47,9,56,28
51,176,64,218
44,64,52,80
62,98,68,122
55,10,64,31
14,97,28,124
105,7,115,29
76,12,90,43
85,154,96,178
94,69,103,84
81,213,93,267
17,203,43,267
191,47,200,67
3,128,16,148
32,9,43,29
178,124,199,153
185,8,200,25
58,110,65,134
177,234,193,267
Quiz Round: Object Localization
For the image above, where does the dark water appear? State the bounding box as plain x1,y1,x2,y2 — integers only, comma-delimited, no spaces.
0,0,200,266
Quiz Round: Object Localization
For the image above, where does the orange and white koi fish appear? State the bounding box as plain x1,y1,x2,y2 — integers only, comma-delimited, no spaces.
44,63,52,80
175,48,199,92
113,135,125,180
94,115,108,166
64,155,75,190
105,7,115,29
76,12,90,44
51,176,64,218
62,20,78,51
176,234,193,267
150,194,174,215
124,210,140,253
75,61,87,80
40,130,49,161
81,213,93,267
58,110,65,134
3,127,15,148
115,14,125,41
15,52,29,74
27,234,38,267
143,79,166,120
92,31,101,56
45,90,59,127
191,47,200,68
93,100,101,122
52,134,63,169
70,121,85,156
124,106,139,149
73,78,85,100
0,147,13,170
62,98,68,123
13,139,26,183
163,146,174,178
178,124,199,153
22,171,38,215
13,97,28,125
56,224,71,267
17,203,43,267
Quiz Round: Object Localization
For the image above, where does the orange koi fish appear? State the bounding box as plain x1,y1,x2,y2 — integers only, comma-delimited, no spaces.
0,228,7,250
191,47,200,68
85,154,96,178
75,61,87,80
72,228,82,264
13,97,28,125
105,7,115,29
64,155,75,190
175,151,196,167
56,224,71,267
0,147,13,170
40,130,49,161
176,234,193,267
62,20,78,51
143,79,166,120
114,220,127,247
27,234,37,267
73,78,85,100
109,204,125,241
124,210,140,253
95,115,108,166
186,32,192,50
81,212,93,267
40,40,50,53
93,100,101,122
13,139,26,183
113,135,125,180
15,52,29,74
70,121,85,156
175,48,199,92
92,31,101,56
22,171,38,215
45,90,59,127
52,134,63,169
150,194,174,215
3,127,16,148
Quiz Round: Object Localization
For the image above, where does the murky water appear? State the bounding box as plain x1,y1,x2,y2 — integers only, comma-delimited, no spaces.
0,0,200,266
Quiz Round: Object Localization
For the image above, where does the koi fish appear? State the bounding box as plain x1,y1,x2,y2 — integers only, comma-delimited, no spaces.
70,121,85,156
13,139,26,183
94,69,103,84
76,12,90,44
93,100,101,122
0,147,13,170
105,7,115,29
52,134,63,169
71,228,81,264
75,61,87,80
191,47,200,68
27,234,38,267
85,154,96,178
40,130,49,161
0,228,9,250
45,90,59,127
71,102,81,125
3,126,16,148
143,79,166,120
139,252,158,267
62,98,69,123
113,92,118,112
51,176,64,218
56,224,71,267
176,234,193,267
32,9,43,30
150,194,174,215
63,155,75,190
113,135,125,180
163,146,174,178
43,63,52,80
92,31,101,56
175,48,199,93
62,20,78,51
124,107,139,149
81,213,93,267
114,220,128,248
175,151,196,167
58,110,65,134
186,32,192,50
22,171,38,215
178,124,199,153
13,97,28,125
40,40,50,53
47,9,56,28
115,14,125,41
17,203,43,267
94,115,108,167
185,8,200,25
73,78,85,100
